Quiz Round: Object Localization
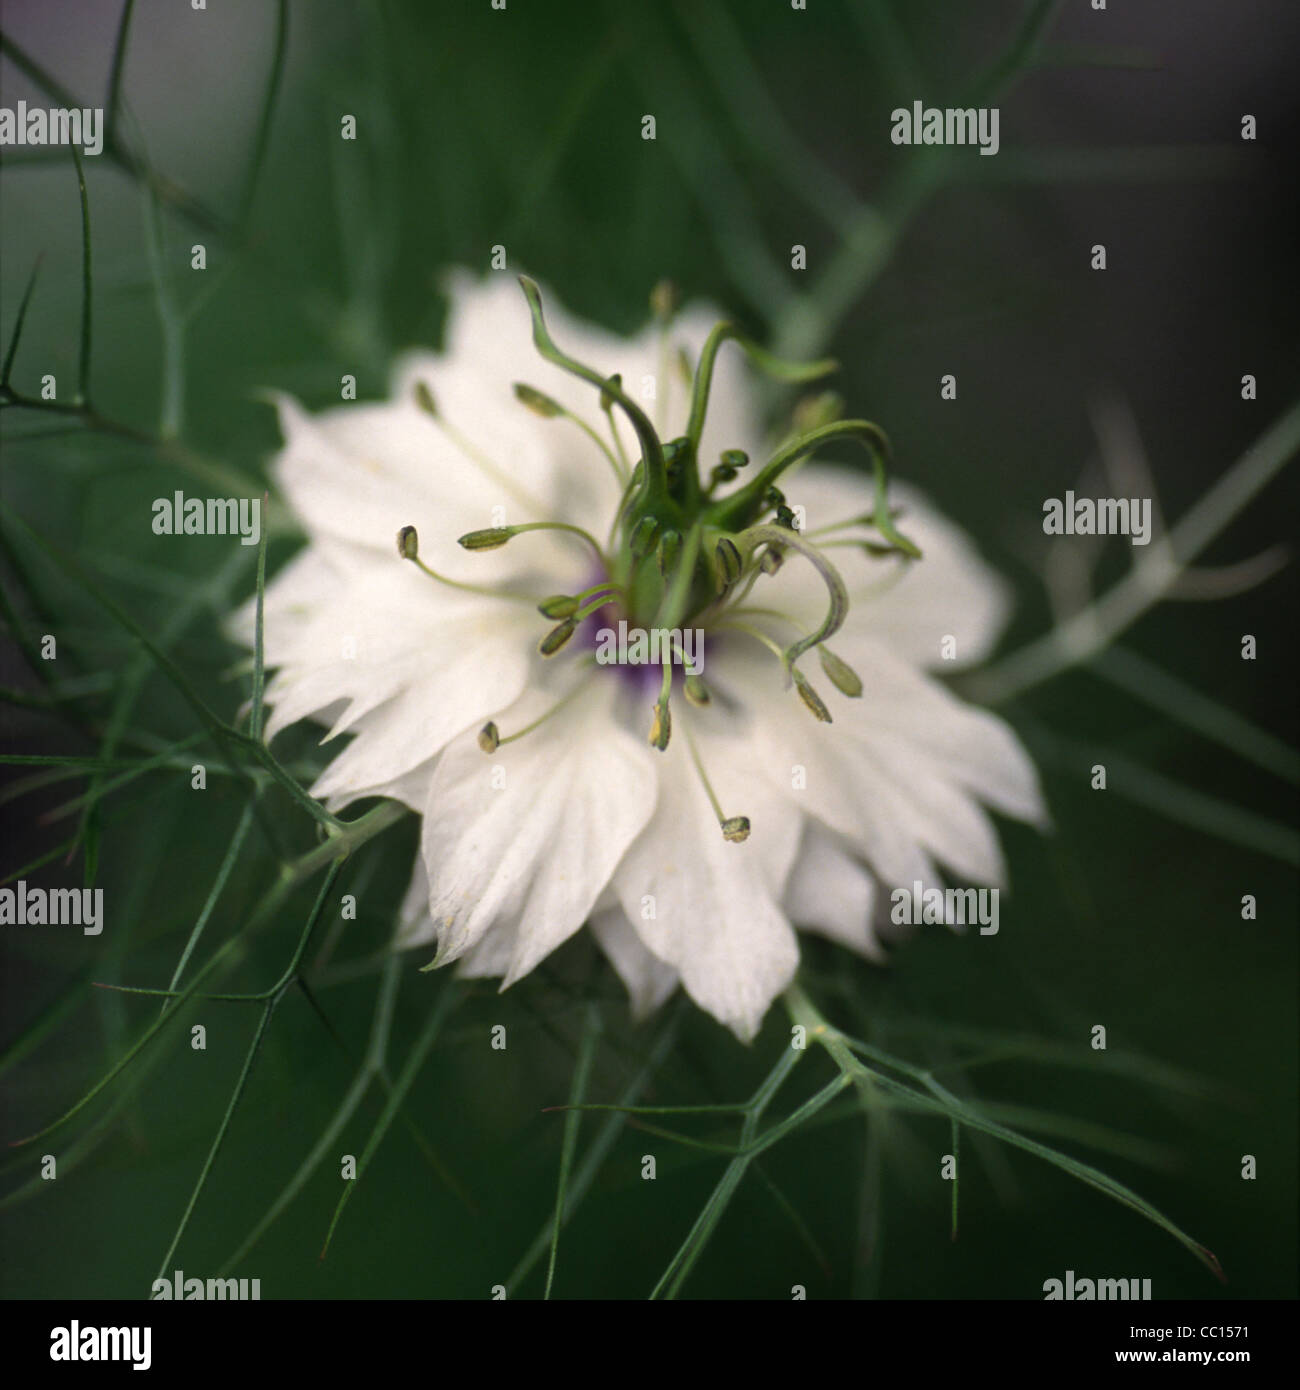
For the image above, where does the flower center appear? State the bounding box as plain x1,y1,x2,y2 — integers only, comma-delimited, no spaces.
396,278,926,839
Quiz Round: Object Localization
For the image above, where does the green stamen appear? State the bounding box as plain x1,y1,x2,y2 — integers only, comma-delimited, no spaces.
513,381,628,486
682,721,751,843
458,520,607,567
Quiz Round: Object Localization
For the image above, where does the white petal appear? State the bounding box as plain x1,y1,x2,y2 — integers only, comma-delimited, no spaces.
417,676,658,981
612,727,800,1042
711,636,1041,894
825,637,1049,830
783,826,885,962
719,643,942,892
270,392,580,592
591,908,679,1018
402,855,549,981
845,737,1008,886
398,855,433,945
322,755,438,820
308,606,535,807
225,541,344,652
454,920,522,980
766,467,1012,670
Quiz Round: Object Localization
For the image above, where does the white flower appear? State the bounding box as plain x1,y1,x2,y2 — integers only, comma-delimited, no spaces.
235,272,1046,1041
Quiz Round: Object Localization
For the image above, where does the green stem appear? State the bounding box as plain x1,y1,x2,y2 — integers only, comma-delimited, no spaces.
518,276,667,500
733,523,849,667
685,320,837,448
286,800,408,885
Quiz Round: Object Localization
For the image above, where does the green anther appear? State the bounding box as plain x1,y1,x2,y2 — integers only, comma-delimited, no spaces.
720,449,749,469
710,465,739,486
459,527,512,551
539,619,577,656
792,390,844,434
650,279,678,320
413,380,439,417
600,373,622,412
763,487,786,508
538,594,579,619
630,515,661,559
792,668,833,723
649,699,671,751
657,529,682,577
675,346,693,385
514,382,564,418
714,537,743,591
478,722,500,753
396,525,419,560
721,816,751,843
684,673,711,707
818,645,863,698
760,547,784,575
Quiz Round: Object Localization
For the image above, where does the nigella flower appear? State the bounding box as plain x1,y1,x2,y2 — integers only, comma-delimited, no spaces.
234,272,1045,1041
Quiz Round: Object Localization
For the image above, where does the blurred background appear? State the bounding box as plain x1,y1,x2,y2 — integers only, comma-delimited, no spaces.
1,0,1296,1299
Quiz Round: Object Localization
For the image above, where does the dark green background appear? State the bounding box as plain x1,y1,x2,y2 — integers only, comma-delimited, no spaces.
1,0,1296,1299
